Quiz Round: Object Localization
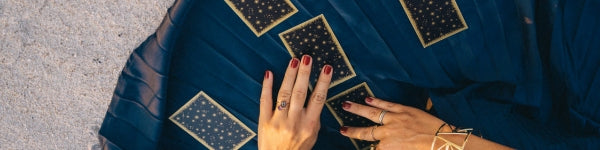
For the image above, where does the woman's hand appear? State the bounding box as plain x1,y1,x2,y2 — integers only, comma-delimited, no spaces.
258,55,333,150
339,98,512,150
339,97,445,149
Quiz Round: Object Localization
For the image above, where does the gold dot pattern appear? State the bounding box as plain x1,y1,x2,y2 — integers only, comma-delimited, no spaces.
399,0,468,47
325,83,376,150
225,0,298,36
279,14,356,88
169,91,256,150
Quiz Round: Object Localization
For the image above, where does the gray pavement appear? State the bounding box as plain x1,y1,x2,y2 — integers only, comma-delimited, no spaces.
0,0,174,149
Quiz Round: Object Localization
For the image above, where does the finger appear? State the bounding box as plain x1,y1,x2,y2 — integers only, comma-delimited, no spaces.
365,97,406,113
288,55,312,117
340,126,386,141
274,58,300,118
342,101,390,124
306,65,332,121
259,70,273,124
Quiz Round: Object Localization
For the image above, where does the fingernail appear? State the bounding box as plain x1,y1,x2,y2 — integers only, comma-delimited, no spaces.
340,126,348,134
324,65,332,75
302,55,311,65
342,101,351,109
290,58,299,68
365,97,374,103
264,70,270,79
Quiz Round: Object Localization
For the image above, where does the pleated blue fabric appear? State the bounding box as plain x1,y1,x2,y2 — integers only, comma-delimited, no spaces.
98,0,600,149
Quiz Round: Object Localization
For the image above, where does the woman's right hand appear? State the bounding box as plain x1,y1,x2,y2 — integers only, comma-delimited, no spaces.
339,97,512,150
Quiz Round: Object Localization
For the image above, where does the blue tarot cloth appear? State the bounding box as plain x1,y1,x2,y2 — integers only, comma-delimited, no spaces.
98,0,600,149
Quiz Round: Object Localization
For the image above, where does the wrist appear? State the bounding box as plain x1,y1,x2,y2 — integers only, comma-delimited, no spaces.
431,123,473,150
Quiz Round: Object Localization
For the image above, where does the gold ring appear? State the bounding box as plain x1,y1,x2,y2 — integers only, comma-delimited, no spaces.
371,125,379,141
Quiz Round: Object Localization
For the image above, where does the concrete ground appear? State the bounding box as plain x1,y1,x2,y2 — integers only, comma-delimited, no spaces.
0,0,174,149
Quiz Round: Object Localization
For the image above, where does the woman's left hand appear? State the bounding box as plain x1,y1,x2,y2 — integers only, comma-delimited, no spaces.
258,55,333,150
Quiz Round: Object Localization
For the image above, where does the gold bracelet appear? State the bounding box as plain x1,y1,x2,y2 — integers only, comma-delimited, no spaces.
431,123,473,150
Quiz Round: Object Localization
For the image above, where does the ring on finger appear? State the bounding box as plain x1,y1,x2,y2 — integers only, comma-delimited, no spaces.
371,125,379,141
277,101,288,111
378,110,388,125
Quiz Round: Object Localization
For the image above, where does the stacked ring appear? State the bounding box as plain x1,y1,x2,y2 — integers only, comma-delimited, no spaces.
378,110,388,125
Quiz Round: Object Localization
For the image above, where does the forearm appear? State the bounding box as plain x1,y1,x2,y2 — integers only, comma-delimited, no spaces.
464,135,512,150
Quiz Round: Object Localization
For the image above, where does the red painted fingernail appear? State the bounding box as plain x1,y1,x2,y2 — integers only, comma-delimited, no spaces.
340,126,348,134
264,70,270,79
324,65,332,75
342,101,351,109
290,58,299,68
365,97,374,103
302,55,311,65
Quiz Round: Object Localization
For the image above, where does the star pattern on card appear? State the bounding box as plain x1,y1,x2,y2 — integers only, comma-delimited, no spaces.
399,0,468,47
169,91,256,150
225,0,298,36
325,82,377,150
279,14,356,89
